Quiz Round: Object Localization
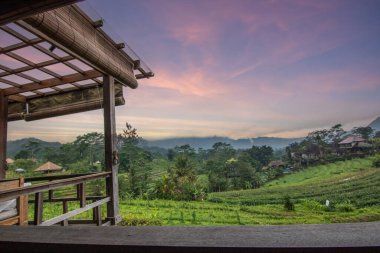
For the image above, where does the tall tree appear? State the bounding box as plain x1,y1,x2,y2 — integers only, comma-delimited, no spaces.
118,122,152,197
352,126,374,140
73,132,104,165
248,145,273,168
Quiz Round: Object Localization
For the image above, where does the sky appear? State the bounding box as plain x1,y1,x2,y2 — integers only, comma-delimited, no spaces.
8,0,380,142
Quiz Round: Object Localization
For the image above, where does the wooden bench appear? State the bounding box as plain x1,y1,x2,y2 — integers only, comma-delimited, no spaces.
0,178,28,225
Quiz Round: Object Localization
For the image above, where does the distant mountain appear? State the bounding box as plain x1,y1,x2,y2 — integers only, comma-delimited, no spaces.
142,136,303,150
7,135,303,159
368,117,380,132
7,138,61,158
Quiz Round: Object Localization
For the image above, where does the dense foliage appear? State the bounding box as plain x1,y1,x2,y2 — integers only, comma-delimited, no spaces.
7,122,379,203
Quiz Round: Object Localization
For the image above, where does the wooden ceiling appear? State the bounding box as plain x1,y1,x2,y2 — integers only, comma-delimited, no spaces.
0,3,153,104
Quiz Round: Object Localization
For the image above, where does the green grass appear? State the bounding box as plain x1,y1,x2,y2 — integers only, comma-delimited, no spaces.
118,199,380,226
25,157,380,226
209,158,380,207
29,198,380,226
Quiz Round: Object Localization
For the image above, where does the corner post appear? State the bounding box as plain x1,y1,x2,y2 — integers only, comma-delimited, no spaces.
103,75,120,225
0,90,8,179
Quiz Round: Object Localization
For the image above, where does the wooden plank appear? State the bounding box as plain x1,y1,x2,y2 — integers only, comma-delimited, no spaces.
0,0,79,26
0,38,42,54
8,95,26,103
28,196,103,204
39,197,110,226
19,5,139,89
0,179,19,190
4,69,101,96
1,223,380,252
33,192,43,225
0,91,7,179
0,56,74,78
103,75,120,225
25,173,93,182
101,220,111,226
0,216,19,225
0,172,110,202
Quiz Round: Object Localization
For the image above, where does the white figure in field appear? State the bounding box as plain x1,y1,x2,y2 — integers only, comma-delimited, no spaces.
325,200,330,207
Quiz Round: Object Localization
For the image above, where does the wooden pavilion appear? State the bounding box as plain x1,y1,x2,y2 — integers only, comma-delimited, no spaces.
34,161,62,173
0,0,153,227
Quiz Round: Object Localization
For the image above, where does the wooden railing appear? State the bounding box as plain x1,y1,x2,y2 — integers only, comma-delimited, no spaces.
0,172,111,226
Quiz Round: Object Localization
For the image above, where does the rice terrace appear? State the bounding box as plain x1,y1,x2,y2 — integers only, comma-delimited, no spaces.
25,157,380,226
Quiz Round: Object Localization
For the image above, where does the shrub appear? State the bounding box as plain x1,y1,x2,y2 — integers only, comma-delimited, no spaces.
302,199,324,211
283,196,295,211
372,155,380,168
324,203,335,212
120,214,162,226
336,203,355,212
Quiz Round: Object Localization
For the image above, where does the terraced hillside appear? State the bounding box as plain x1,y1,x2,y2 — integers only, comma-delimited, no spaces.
209,158,380,207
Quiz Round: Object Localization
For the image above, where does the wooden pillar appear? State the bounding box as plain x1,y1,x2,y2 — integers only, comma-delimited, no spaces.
34,192,43,225
0,91,8,179
103,75,120,225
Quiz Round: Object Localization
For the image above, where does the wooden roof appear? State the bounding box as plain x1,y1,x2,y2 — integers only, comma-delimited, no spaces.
268,160,285,167
339,136,365,145
35,161,62,172
0,2,153,121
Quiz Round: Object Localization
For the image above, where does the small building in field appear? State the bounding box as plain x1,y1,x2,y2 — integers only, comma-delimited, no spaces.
263,160,286,171
338,135,372,156
268,160,286,168
6,158,14,164
338,136,366,149
35,162,62,173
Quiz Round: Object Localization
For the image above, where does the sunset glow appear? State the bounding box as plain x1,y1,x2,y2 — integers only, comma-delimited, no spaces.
8,0,380,142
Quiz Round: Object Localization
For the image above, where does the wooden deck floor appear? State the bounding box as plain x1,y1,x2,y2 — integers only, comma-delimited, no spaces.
0,222,379,253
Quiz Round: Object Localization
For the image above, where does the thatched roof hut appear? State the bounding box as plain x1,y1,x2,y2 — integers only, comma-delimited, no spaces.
6,158,14,164
35,162,62,173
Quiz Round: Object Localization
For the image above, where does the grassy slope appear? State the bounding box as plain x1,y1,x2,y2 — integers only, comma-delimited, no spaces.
30,157,380,226
209,158,380,207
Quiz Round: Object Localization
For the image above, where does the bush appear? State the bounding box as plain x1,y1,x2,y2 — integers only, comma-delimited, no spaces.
336,203,355,212
301,199,324,211
283,196,295,211
372,155,380,168
120,214,162,226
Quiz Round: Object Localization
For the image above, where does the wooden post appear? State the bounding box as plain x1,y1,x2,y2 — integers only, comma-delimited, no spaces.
61,200,68,226
18,177,28,226
103,75,120,225
34,192,43,225
0,90,8,179
78,183,86,208
93,204,102,226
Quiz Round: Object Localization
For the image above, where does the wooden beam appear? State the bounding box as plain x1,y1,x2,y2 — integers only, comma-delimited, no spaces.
0,0,80,26
103,75,120,225
39,197,110,226
0,55,74,78
0,38,42,54
0,172,110,202
4,69,101,96
0,91,7,179
19,4,139,88
8,95,26,103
